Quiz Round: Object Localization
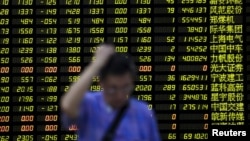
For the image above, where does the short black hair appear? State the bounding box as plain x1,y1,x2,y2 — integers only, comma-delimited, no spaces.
99,53,137,81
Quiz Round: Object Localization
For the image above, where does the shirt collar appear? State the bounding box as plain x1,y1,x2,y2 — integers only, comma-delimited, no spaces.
105,103,113,113
100,91,131,113
100,91,114,113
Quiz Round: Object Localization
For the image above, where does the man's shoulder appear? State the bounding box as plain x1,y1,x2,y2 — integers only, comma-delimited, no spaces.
130,98,152,115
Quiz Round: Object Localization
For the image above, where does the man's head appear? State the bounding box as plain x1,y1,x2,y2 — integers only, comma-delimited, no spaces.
99,51,136,109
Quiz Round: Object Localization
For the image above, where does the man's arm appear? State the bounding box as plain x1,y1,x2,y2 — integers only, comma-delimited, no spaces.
60,45,115,119
61,92,91,129
60,63,101,118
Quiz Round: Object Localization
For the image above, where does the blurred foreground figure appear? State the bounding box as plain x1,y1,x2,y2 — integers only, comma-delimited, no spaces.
61,43,161,141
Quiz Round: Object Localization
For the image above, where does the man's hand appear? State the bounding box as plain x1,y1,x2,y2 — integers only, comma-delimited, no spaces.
93,44,115,68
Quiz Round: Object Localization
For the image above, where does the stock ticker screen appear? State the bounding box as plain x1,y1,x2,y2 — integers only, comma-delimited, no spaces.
0,0,249,140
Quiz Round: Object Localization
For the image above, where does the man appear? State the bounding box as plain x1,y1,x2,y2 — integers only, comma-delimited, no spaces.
61,43,161,141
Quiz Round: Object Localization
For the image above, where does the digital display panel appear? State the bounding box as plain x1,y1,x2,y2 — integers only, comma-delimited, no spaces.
0,0,249,140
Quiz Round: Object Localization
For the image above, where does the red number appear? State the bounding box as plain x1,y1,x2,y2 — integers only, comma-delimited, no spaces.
0,67,9,73
45,125,58,131
21,125,34,131
170,65,175,71
21,67,33,73
44,67,57,73
203,65,207,71
204,123,208,129
0,116,9,122
171,114,176,120
45,115,58,121
172,123,176,130
0,126,9,132
139,65,152,72
21,115,34,122
204,114,208,120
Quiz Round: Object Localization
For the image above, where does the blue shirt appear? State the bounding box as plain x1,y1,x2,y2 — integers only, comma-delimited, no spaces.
62,91,161,141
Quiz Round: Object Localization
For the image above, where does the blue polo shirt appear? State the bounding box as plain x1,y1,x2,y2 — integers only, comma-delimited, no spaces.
62,91,161,141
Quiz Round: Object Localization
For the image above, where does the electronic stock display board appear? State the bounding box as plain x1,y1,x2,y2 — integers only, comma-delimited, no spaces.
0,0,250,140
